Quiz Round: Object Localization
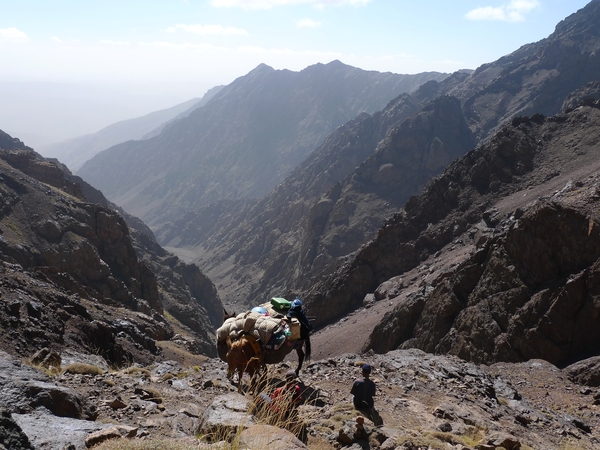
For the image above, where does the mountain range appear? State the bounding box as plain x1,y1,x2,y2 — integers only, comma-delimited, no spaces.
148,0,600,314
77,62,448,226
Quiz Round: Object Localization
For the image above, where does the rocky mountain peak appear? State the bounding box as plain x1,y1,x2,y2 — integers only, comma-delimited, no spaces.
551,0,600,39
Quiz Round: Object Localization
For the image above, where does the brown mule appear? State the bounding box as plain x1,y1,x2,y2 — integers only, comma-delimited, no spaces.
225,334,265,393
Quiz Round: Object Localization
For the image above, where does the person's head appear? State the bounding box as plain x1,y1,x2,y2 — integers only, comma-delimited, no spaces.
291,298,303,310
361,364,372,377
285,369,297,383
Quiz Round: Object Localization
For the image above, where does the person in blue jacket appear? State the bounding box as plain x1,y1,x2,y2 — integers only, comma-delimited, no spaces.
286,298,313,338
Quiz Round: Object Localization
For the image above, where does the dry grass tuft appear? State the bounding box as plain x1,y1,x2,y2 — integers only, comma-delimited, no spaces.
396,433,454,449
28,363,61,377
559,438,588,450
123,367,151,378
460,425,487,447
63,363,104,376
89,439,198,450
160,373,175,382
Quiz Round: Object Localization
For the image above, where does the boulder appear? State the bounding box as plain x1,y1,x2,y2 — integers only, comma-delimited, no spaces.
30,348,61,370
0,350,95,420
12,409,110,450
85,425,137,448
239,424,307,449
565,356,600,387
196,393,255,439
0,409,34,450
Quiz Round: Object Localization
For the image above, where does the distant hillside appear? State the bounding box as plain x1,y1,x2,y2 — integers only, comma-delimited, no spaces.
77,61,448,226
39,86,222,171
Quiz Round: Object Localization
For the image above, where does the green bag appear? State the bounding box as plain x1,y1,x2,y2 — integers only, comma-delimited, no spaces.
270,297,291,311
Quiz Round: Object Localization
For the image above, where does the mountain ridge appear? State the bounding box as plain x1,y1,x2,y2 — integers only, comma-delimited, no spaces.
77,61,449,226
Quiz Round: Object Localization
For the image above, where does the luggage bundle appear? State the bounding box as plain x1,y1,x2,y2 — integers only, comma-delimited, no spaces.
216,298,301,354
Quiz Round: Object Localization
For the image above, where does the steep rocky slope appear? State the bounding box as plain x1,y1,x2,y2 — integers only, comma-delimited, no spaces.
77,61,447,226
306,99,600,368
0,133,221,362
446,0,600,143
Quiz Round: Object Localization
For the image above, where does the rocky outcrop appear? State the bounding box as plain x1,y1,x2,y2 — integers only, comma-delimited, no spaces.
0,410,34,450
344,102,600,365
0,148,161,313
0,138,221,361
566,357,600,387
0,351,95,419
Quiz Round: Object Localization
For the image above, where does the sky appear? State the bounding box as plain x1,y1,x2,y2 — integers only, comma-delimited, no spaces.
0,0,592,147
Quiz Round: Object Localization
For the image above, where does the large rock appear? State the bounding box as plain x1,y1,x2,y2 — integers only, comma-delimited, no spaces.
565,357,600,387
239,424,307,449
196,393,255,439
12,409,110,450
0,351,95,419
0,410,34,450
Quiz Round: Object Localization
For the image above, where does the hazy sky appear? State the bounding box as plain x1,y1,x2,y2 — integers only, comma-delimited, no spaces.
0,0,591,146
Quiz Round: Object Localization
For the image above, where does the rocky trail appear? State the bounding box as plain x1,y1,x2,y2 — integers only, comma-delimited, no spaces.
1,342,599,449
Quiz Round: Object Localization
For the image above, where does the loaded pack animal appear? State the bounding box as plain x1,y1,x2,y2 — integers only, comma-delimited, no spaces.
218,300,312,392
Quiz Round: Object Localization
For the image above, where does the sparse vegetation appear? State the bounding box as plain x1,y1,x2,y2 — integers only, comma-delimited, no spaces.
123,367,151,378
460,425,487,447
396,433,454,449
63,363,104,376
88,439,198,450
27,362,61,377
559,438,588,450
160,373,175,382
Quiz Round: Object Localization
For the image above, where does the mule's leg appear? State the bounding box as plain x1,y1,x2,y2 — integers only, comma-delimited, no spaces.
237,367,243,393
295,346,305,376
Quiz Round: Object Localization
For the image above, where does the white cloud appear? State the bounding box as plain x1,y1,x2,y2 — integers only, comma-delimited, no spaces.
0,27,29,42
297,18,322,28
211,0,370,10
166,24,248,36
100,40,132,45
51,36,63,43
140,41,228,51
466,0,540,22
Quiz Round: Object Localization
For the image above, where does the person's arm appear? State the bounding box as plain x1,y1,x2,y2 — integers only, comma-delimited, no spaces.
271,387,283,399
292,384,302,403
369,380,376,397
